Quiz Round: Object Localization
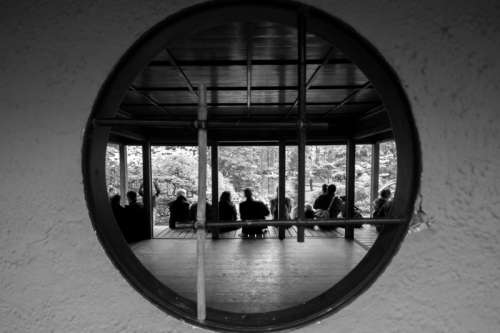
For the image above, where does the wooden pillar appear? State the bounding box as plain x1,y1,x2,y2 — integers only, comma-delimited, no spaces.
211,143,220,240
119,144,128,206
196,83,207,321
142,141,153,239
296,10,306,243
345,139,355,240
278,140,286,240
370,142,380,215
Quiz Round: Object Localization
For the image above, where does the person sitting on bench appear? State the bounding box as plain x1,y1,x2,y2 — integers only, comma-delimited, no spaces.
239,188,270,238
168,189,190,229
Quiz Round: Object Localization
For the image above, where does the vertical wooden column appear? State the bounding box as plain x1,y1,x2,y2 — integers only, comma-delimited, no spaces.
142,141,153,239
119,144,128,206
196,83,207,321
296,10,306,243
211,143,220,240
370,142,380,215
278,140,286,240
345,139,355,240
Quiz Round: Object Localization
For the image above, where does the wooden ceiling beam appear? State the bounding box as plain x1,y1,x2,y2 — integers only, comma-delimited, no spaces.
121,101,378,107
131,84,373,92
128,85,173,116
320,81,372,118
284,46,337,118
148,59,352,66
164,48,199,98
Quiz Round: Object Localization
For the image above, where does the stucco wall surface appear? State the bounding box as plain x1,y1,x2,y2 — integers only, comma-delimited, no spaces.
0,0,499,332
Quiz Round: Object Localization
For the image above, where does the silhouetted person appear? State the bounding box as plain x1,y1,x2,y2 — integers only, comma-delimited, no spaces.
168,189,190,229
305,203,315,219
189,201,214,223
373,188,393,232
139,181,161,224
125,191,148,242
313,184,343,230
269,187,292,220
239,188,270,237
322,183,328,194
373,189,392,218
339,195,363,228
110,194,131,241
218,191,239,233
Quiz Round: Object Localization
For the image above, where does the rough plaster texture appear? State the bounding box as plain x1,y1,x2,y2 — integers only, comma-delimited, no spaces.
0,0,499,332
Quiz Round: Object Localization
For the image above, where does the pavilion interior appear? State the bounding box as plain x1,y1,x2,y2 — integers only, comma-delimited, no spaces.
104,20,395,314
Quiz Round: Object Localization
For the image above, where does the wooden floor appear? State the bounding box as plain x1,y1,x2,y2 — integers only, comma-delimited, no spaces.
132,226,378,313
153,224,378,249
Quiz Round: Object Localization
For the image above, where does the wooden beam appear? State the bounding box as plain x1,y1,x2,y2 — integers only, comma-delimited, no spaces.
142,141,153,239
296,10,307,243
321,81,372,118
284,46,337,118
164,48,199,98
95,119,329,130
245,23,253,117
345,139,356,240
370,142,380,216
119,144,128,206
121,101,378,107
211,143,220,240
148,58,352,67
196,83,207,322
278,140,286,240
132,84,373,92
129,85,173,116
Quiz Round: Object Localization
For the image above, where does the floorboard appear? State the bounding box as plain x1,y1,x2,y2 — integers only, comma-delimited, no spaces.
132,232,376,313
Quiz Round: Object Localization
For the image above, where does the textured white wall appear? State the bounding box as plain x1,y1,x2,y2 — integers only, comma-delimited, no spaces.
0,0,499,332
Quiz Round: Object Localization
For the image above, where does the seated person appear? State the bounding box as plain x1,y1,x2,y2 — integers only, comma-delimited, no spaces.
373,189,393,232
373,189,392,218
339,195,363,228
239,188,270,237
218,191,239,233
304,203,315,219
124,191,148,242
168,189,190,229
313,184,343,230
110,194,130,241
269,187,292,221
189,201,214,225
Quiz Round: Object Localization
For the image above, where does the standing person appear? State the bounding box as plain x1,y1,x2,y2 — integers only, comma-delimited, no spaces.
313,184,343,230
239,188,270,238
168,189,190,229
269,187,292,221
139,181,161,224
218,191,239,233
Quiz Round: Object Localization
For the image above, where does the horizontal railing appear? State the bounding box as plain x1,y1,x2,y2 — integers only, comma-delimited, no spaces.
196,218,406,229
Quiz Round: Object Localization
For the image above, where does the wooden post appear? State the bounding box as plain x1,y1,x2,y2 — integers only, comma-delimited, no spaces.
119,144,128,206
211,143,220,240
278,140,286,240
296,10,306,243
370,142,380,215
345,139,355,240
142,141,153,239
196,83,207,321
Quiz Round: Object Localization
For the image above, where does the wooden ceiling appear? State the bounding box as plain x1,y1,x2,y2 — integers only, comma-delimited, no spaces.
115,21,390,144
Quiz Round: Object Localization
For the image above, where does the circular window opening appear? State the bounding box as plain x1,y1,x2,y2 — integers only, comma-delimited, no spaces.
83,1,420,331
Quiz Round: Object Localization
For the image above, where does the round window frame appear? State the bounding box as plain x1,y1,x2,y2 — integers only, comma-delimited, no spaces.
82,1,421,331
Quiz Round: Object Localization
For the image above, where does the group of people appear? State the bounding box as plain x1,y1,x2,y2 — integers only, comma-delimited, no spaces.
111,181,394,241
110,182,161,243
